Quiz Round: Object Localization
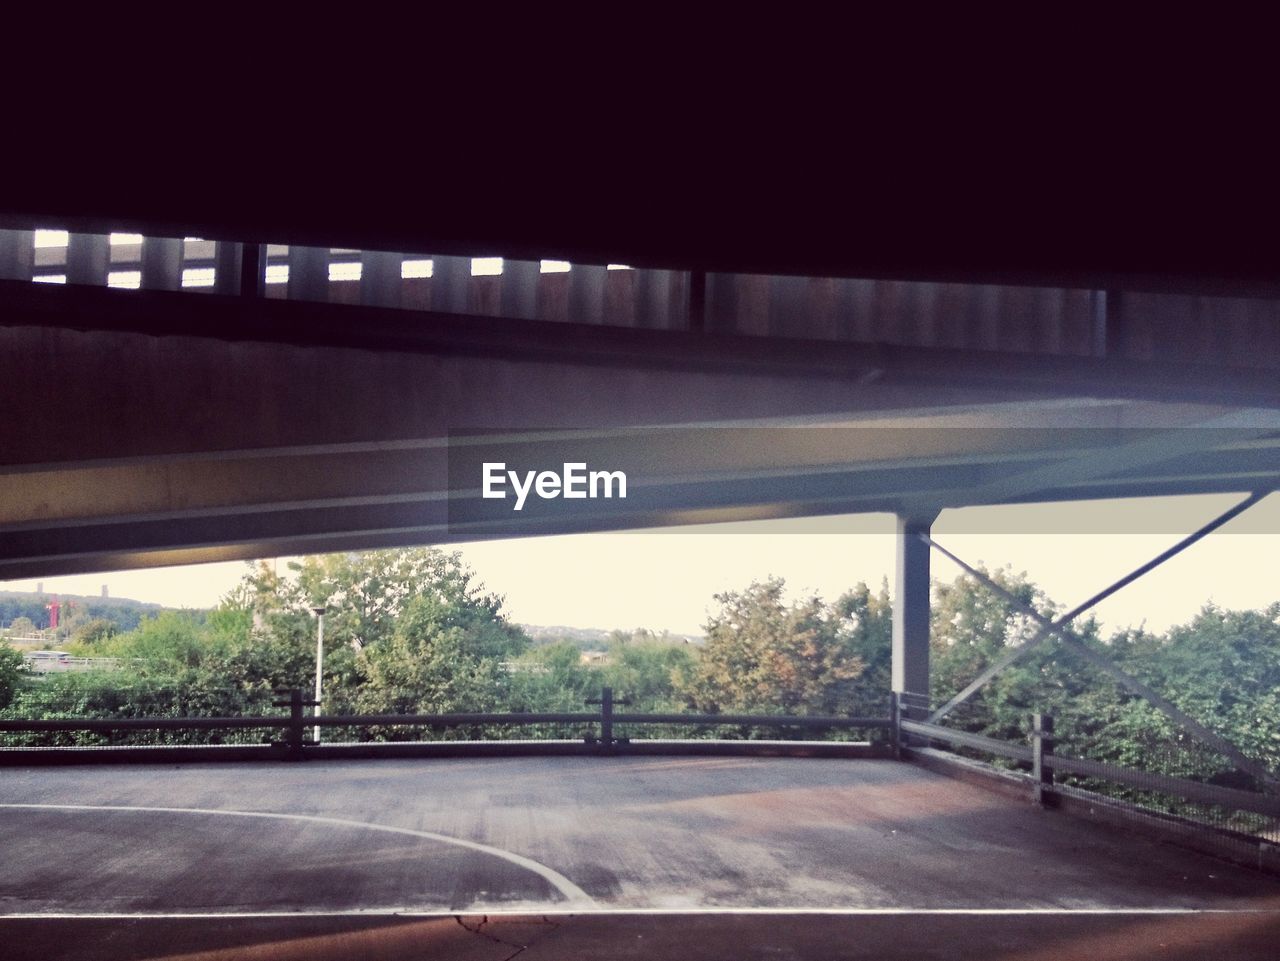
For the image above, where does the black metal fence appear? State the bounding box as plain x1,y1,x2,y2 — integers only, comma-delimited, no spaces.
0,686,893,763
9,680,1275,873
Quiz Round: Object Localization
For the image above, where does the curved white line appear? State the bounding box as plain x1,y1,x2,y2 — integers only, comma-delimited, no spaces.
0,802,595,909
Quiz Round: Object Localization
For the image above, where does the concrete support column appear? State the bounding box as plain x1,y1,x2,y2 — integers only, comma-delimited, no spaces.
500,258,540,320
140,237,183,291
634,269,673,329
66,233,110,286
0,228,34,281
568,263,607,325
768,274,808,336
705,272,736,333
432,255,470,313
892,513,936,714
360,250,403,308
287,245,330,302
213,241,242,295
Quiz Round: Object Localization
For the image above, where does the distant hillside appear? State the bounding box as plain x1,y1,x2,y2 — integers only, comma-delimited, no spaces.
521,624,612,645
1,594,702,648
520,623,704,650
0,590,169,635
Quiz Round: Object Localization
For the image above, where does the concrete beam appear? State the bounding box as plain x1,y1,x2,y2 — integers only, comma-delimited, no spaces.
0,279,1278,577
914,408,1280,514
10,430,1280,528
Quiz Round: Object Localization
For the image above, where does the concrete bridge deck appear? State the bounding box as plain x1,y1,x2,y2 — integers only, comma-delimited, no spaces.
1,756,1277,958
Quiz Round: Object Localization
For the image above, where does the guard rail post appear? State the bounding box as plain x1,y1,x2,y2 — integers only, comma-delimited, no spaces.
1032,712,1055,806
272,688,320,761
890,692,903,760
586,687,633,754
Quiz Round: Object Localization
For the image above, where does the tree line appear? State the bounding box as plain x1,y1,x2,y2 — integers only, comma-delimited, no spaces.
0,547,1276,798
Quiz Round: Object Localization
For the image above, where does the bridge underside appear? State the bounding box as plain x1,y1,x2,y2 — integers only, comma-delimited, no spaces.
1,278,1278,580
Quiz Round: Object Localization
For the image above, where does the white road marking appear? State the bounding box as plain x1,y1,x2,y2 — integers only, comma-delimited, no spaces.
1,907,1278,920
0,802,595,909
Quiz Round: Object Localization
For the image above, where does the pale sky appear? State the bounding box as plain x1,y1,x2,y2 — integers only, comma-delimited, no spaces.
3,493,1277,637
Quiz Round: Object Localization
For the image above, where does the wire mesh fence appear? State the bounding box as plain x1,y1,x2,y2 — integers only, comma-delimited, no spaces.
0,682,286,748
612,720,889,744
899,689,1280,866
1048,722,1279,859
313,719,598,745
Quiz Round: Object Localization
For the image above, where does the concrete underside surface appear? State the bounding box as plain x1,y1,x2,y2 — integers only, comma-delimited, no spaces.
2,757,1278,959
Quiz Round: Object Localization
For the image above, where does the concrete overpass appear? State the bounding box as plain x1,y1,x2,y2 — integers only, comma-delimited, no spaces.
1,229,1278,578
2,202,1279,958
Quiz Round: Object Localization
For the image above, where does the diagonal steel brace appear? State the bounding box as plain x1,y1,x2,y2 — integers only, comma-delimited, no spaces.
923,490,1275,786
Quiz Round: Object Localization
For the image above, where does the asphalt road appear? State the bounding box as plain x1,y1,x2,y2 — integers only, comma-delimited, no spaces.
1,757,1277,958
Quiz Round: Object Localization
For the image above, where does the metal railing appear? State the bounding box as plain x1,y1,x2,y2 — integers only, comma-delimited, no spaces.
22,655,128,674
898,715,1280,818
893,696,1280,871
0,686,892,763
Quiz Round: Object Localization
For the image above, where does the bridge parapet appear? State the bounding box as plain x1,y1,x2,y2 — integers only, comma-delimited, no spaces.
6,227,1280,371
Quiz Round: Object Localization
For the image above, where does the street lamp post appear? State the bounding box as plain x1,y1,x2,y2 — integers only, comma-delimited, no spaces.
311,606,326,743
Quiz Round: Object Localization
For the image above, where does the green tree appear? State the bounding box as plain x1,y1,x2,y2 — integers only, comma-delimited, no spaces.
98,610,214,669
600,637,695,710
0,645,26,709
285,550,492,651
832,579,894,715
334,551,530,714
1095,605,1280,779
7,615,36,638
68,618,119,650
925,569,1279,793
929,565,1098,733
677,577,868,715
508,642,597,711
354,596,512,715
